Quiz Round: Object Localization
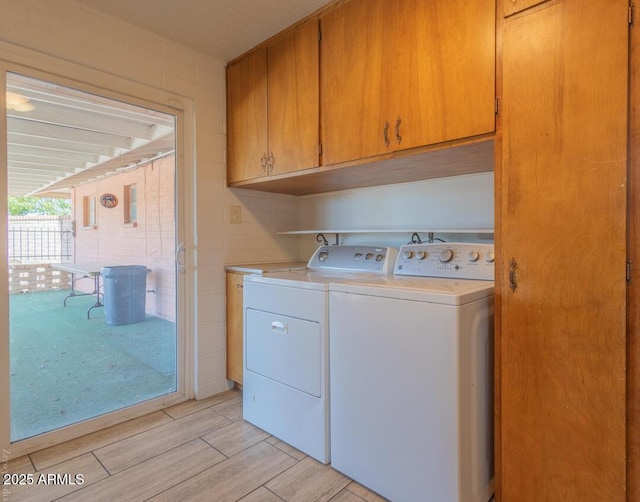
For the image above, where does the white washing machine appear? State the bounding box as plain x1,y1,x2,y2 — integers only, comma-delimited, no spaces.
329,242,495,502
242,244,397,464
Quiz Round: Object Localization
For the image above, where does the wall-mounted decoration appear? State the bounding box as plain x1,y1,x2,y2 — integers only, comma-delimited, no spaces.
100,193,118,209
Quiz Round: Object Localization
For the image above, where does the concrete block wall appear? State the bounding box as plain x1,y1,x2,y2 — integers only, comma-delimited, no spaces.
8,263,69,294
0,0,301,399
72,156,177,322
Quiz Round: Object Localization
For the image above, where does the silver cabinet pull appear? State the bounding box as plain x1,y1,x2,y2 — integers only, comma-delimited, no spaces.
267,151,274,174
395,117,402,144
509,259,518,291
383,121,390,148
260,153,268,173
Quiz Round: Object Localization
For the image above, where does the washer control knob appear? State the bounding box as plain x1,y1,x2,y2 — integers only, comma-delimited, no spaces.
318,251,329,262
402,250,414,259
375,254,384,262
365,253,374,260
416,251,427,260
439,249,454,263
354,253,363,260
468,251,480,262
486,251,495,263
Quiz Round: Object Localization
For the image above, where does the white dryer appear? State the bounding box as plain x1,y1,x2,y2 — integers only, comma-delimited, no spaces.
329,242,495,502
242,245,397,464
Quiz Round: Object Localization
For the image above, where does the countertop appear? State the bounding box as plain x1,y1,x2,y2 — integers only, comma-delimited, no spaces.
224,261,307,274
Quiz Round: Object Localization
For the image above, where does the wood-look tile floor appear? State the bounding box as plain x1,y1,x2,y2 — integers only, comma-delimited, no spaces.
5,389,388,502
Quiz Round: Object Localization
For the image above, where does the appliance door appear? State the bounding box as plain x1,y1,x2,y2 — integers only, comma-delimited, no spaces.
242,279,329,464
245,309,321,397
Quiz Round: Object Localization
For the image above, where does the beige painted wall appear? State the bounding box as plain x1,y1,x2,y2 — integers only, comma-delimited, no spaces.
0,0,300,399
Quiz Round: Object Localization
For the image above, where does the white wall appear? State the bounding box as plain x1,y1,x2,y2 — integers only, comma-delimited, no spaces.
0,0,300,399
298,172,494,256
0,0,494,405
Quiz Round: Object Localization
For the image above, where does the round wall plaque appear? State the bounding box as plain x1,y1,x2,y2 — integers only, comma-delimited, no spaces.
100,193,118,208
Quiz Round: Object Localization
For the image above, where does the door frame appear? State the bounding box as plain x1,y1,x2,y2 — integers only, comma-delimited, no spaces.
0,60,195,457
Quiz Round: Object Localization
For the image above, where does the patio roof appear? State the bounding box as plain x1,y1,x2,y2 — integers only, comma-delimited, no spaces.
6,73,175,199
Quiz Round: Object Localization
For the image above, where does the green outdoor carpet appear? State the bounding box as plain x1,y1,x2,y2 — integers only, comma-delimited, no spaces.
9,290,176,441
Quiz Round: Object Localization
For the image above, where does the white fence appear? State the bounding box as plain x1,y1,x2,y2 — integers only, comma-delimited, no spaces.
7,216,74,294
8,216,73,264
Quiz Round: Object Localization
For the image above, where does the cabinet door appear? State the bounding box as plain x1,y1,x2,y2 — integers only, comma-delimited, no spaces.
321,0,495,166
498,1,628,500
227,49,268,183
226,272,245,384
267,20,320,175
320,0,389,165
503,0,549,17
390,0,495,151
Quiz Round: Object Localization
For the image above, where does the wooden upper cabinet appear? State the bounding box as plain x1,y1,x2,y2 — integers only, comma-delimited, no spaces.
320,0,388,164
267,20,320,176
320,0,496,166
227,20,320,184
391,0,496,151
227,48,268,183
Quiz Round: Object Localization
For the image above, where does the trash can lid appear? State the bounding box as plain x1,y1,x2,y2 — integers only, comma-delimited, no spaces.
101,265,148,276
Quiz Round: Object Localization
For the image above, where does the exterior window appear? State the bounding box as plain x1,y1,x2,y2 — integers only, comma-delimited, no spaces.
83,195,96,227
124,184,137,224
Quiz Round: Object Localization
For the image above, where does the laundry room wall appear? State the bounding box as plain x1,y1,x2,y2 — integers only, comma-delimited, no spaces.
296,172,494,257
0,0,300,399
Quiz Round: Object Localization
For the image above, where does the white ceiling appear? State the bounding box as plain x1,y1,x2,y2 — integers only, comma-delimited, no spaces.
75,0,332,62
8,1,332,198
7,73,175,198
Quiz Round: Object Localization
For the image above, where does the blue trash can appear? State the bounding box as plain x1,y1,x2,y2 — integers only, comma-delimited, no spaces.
101,265,147,325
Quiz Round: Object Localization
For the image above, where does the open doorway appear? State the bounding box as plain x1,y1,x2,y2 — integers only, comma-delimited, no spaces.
5,72,182,443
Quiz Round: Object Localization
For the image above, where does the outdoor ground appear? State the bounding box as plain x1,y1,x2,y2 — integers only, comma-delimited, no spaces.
9,289,176,441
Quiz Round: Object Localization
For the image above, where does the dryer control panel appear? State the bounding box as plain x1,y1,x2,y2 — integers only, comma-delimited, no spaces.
394,242,494,280
307,245,398,274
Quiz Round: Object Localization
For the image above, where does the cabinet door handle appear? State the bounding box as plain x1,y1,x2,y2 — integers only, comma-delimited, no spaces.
509,259,518,291
260,153,268,173
395,117,402,144
383,121,391,148
271,321,288,334
268,152,274,174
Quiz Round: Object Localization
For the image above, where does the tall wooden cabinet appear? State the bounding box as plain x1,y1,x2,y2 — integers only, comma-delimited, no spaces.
320,0,496,166
502,0,547,16
496,0,629,499
227,19,319,183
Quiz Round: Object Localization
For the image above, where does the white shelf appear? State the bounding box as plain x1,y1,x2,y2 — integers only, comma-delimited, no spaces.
277,229,494,235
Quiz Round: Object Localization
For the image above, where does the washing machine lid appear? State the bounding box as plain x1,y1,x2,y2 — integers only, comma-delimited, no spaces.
242,245,399,291
329,276,494,305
